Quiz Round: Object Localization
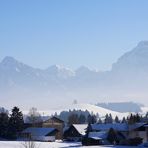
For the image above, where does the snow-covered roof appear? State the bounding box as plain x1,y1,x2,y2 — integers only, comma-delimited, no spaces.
22,127,56,136
88,131,107,140
73,124,88,135
91,123,128,131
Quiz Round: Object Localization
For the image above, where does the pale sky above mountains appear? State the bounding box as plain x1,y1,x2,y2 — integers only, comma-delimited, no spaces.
1,0,148,71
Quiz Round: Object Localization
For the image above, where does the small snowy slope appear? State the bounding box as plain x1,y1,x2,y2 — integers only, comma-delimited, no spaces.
141,106,148,114
23,104,129,121
66,104,126,118
35,104,128,119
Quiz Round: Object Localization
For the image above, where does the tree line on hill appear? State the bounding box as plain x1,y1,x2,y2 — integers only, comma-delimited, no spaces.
53,109,148,125
53,109,98,124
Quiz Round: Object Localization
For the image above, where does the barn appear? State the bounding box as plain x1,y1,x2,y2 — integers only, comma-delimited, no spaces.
64,124,88,141
21,127,58,142
42,117,65,140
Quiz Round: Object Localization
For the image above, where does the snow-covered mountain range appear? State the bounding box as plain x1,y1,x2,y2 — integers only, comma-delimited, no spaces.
1,41,148,109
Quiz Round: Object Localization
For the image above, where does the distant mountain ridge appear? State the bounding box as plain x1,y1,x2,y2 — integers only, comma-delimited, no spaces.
96,102,143,113
112,41,148,71
1,41,148,109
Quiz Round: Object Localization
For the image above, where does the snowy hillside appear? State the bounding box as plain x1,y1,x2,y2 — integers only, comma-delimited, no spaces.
141,106,148,114
26,104,129,119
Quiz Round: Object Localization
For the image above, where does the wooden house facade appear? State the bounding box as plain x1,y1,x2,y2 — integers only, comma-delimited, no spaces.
42,117,65,140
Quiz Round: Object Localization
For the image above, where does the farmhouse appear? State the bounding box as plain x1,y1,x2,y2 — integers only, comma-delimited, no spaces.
82,131,108,146
82,123,128,146
42,116,65,140
21,127,58,142
128,123,148,143
90,123,128,137
64,124,88,141
84,123,148,145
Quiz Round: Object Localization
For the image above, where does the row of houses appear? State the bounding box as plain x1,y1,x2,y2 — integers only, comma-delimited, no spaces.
64,122,148,145
20,116,148,146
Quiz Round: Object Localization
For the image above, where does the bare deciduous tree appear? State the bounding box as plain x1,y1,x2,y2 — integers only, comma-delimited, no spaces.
20,140,40,148
26,107,42,126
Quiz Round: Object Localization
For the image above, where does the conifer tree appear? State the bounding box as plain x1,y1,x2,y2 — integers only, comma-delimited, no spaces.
105,114,113,123
109,114,113,123
87,114,97,124
107,128,118,144
8,107,24,139
121,117,127,123
115,116,120,123
104,114,109,124
68,113,79,125
79,114,86,124
0,112,9,138
98,118,103,124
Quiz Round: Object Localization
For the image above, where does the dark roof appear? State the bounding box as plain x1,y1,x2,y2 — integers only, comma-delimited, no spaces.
44,116,64,123
91,123,128,132
22,127,57,136
128,123,146,131
51,116,64,122
88,131,107,140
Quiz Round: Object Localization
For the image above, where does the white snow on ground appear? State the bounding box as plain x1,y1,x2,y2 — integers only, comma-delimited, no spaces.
0,141,138,148
23,103,129,120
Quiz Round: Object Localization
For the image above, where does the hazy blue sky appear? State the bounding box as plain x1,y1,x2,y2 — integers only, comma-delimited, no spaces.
1,0,148,71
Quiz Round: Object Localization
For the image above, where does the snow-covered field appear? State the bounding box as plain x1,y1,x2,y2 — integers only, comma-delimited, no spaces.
0,141,138,148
